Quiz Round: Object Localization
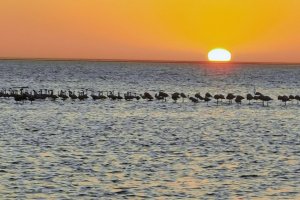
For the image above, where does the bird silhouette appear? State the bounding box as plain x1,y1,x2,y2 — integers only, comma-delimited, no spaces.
172,92,180,103
214,94,221,105
235,95,244,104
260,95,273,106
246,94,254,104
295,95,300,104
189,97,199,103
195,93,204,101
180,93,187,102
226,93,235,104
278,95,289,106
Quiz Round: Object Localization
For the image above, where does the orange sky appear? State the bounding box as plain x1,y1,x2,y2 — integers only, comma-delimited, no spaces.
0,0,299,62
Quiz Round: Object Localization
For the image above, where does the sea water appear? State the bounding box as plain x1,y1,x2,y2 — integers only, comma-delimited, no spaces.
0,60,299,199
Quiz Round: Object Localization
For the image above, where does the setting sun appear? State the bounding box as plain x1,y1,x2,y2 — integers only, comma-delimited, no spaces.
208,49,231,62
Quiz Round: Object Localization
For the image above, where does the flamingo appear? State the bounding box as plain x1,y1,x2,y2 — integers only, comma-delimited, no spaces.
261,95,273,106
214,94,221,105
117,92,123,100
124,92,134,101
142,92,154,101
195,93,204,101
27,91,35,103
255,92,263,96
172,92,180,103
59,90,69,101
289,95,295,104
107,91,118,100
226,93,235,104
189,97,199,103
204,96,211,105
155,93,164,101
134,93,140,100
180,93,187,102
295,95,300,104
47,90,58,101
157,91,169,101
69,91,78,100
91,91,100,100
235,95,244,104
98,91,107,100
219,94,225,102
205,92,212,98
278,95,289,106
246,94,254,104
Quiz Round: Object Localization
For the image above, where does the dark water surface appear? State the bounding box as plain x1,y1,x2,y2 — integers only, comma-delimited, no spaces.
0,60,299,199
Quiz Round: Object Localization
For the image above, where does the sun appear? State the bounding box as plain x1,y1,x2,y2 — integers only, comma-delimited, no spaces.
208,48,231,62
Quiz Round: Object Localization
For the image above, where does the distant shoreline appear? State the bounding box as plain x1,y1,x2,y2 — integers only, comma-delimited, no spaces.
0,57,299,65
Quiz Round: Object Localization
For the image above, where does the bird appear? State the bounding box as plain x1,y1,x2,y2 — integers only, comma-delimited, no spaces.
124,92,133,101
205,92,212,98
155,93,165,101
278,95,289,106
204,96,211,105
189,97,199,103
59,90,69,101
219,94,225,102
295,95,300,104
142,92,154,101
91,91,101,100
180,93,187,102
48,90,58,101
98,91,107,100
255,92,263,96
134,93,140,100
195,93,204,101
81,90,89,100
107,91,118,100
116,92,123,100
158,91,169,101
235,95,244,104
27,92,36,103
69,91,78,100
253,95,261,101
226,93,236,104
171,92,180,103
261,95,273,106
246,94,254,104
289,95,295,104
214,94,224,105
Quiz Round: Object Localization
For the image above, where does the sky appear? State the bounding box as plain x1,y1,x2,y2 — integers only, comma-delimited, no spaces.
0,0,299,62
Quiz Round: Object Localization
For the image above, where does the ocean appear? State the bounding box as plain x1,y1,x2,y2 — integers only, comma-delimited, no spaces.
0,60,299,199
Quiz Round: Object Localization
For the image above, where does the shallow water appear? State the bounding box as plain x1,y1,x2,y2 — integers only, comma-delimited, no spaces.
0,60,299,199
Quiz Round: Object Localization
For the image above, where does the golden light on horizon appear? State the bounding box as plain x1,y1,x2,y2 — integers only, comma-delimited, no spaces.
208,49,231,62
0,0,299,62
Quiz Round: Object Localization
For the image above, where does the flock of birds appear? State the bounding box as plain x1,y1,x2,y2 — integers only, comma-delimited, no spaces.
0,87,300,107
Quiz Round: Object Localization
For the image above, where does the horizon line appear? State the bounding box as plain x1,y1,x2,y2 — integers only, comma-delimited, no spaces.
0,57,299,65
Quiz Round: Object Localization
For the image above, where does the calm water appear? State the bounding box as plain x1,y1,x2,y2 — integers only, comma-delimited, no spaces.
0,60,299,199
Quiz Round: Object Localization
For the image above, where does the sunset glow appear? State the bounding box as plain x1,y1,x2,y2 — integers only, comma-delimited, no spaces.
0,0,299,62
